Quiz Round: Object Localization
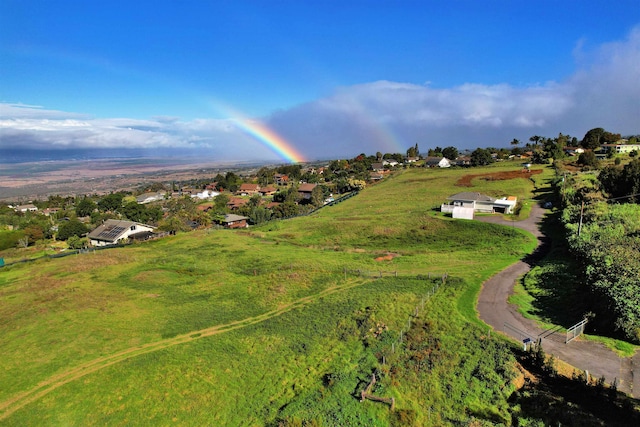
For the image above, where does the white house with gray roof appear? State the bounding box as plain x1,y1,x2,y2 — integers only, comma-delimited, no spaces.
88,219,155,246
441,192,517,215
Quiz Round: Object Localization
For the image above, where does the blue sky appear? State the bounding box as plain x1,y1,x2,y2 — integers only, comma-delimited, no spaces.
1,1,639,162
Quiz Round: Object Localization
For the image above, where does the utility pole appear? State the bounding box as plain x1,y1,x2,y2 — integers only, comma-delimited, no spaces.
578,201,584,236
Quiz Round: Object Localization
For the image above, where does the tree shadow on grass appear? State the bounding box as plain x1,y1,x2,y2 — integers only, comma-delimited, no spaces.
520,210,589,327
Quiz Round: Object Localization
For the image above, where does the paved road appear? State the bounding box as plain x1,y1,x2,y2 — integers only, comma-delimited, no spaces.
476,204,640,397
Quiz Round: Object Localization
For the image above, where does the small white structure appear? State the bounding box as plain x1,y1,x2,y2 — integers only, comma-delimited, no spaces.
88,219,155,246
452,206,475,220
13,204,38,213
136,192,166,204
192,189,220,200
425,157,451,168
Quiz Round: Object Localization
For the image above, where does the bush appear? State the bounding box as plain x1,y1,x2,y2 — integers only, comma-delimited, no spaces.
57,219,88,240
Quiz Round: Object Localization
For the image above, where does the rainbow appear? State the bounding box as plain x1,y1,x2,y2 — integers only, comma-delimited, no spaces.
231,117,305,164
204,99,305,163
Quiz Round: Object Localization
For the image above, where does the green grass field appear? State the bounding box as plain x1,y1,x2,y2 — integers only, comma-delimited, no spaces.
0,162,547,425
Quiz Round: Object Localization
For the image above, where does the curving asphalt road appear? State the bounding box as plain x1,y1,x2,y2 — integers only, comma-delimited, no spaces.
476,203,640,397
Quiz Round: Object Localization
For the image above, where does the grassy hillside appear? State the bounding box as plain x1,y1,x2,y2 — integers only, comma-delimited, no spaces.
1,163,547,425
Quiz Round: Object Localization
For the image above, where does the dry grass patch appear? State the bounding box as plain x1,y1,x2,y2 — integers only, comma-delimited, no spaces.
456,169,543,187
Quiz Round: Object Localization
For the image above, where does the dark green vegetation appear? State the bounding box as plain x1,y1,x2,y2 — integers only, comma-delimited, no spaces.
560,166,640,342
1,163,638,425
511,154,640,348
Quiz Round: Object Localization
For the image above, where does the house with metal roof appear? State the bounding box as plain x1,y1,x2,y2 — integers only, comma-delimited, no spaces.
218,214,249,229
88,219,155,247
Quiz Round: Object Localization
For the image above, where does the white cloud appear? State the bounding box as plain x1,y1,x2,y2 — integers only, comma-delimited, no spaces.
2,26,639,162
266,26,639,158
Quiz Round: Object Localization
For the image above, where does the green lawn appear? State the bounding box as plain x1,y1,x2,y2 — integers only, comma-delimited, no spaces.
0,163,546,425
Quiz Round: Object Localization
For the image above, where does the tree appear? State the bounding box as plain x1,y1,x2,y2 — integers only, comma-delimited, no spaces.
577,151,599,168
442,146,458,161
256,167,275,186
67,235,88,249
510,138,520,148
24,225,44,243
470,148,494,166
529,135,542,148
75,197,97,217
406,143,419,158
310,186,324,208
213,193,230,213
600,159,640,201
57,219,88,241
581,128,606,150
248,206,271,225
98,193,124,212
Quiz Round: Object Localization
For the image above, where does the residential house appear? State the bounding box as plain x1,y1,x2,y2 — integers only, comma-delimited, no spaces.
219,214,249,229
14,204,38,213
601,144,640,154
274,174,289,185
455,156,471,166
196,204,213,213
136,192,166,204
424,157,451,168
441,192,517,214
193,189,219,200
237,183,260,195
383,159,399,167
371,162,385,172
42,207,60,217
370,172,384,181
563,146,585,156
227,197,248,210
259,186,277,196
405,156,420,163
88,219,155,247
298,183,317,200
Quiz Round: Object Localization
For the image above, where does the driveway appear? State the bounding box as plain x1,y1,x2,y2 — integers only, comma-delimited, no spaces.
476,204,640,397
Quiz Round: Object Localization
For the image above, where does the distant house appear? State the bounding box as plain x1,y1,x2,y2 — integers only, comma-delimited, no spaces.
136,192,165,204
42,207,60,216
383,159,399,167
193,189,219,200
563,146,585,156
601,144,640,154
441,192,517,214
405,156,420,163
259,186,277,196
274,174,289,185
88,219,155,247
14,204,38,213
219,214,249,229
371,162,385,172
197,204,213,212
455,156,471,166
227,197,248,210
298,183,317,200
424,157,451,168
237,183,260,195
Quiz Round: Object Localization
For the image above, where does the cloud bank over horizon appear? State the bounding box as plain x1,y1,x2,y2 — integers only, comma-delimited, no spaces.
2,26,639,163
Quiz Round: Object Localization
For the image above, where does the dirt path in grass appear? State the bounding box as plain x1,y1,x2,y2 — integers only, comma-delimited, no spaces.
476,204,640,397
0,279,369,421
